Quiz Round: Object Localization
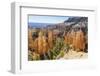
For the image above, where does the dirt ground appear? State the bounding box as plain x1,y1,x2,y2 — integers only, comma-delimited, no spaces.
61,49,88,59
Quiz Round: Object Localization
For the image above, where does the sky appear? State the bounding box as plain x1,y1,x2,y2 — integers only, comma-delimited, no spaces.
28,15,69,24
